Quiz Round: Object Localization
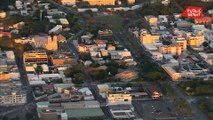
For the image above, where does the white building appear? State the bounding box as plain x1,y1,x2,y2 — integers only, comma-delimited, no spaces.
15,0,23,10
49,25,63,34
61,0,76,5
0,90,26,106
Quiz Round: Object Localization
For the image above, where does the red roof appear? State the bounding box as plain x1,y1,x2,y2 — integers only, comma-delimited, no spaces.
0,32,11,37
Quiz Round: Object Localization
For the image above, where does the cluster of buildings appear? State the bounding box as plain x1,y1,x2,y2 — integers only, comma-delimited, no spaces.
96,83,161,119
0,50,26,106
75,29,137,66
61,0,136,6
130,13,213,81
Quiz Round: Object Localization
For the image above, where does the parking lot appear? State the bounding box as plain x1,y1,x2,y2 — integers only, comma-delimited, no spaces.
133,99,177,120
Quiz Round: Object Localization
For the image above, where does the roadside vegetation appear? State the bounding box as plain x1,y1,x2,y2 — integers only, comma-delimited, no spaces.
179,81,213,96
197,98,213,120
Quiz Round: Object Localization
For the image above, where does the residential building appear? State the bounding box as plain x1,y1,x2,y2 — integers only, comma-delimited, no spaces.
146,86,161,99
0,87,27,106
98,29,113,37
23,51,48,64
15,0,23,9
49,25,63,35
0,72,10,81
96,39,107,48
128,0,135,4
159,45,182,55
50,52,77,66
109,105,135,119
150,52,163,60
140,33,160,44
12,21,25,29
14,37,35,44
145,16,158,26
78,44,98,53
107,91,132,106
174,37,187,51
61,0,76,5
0,11,6,18
187,36,205,47
40,109,58,120
59,18,69,25
97,84,109,93
162,65,181,81
85,0,115,6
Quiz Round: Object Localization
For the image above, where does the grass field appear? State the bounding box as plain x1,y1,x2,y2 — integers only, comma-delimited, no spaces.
94,13,123,30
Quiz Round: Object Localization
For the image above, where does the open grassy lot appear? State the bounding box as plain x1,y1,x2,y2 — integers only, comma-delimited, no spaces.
94,13,123,30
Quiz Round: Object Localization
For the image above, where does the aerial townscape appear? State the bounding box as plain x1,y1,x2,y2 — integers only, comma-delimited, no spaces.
0,0,213,120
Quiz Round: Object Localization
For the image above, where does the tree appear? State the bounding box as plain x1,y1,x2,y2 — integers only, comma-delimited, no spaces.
26,112,33,120
36,66,43,74
64,64,84,77
79,53,91,61
10,116,20,120
73,73,84,84
203,42,209,47
107,66,118,75
89,70,108,80
24,43,34,51
2,116,8,120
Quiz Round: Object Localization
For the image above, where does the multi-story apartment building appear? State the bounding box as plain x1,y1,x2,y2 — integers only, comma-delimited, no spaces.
85,0,115,6
159,45,182,56
175,37,187,51
140,33,160,44
187,36,205,47
107,91,132,106
61,0,76,5
0,89,26,106
23,51,48,64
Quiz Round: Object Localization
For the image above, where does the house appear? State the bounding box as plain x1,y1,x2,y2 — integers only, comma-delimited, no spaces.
162,65,181,81
145,15,158,26
59,18,69,25
61,0,76,5
159,45,182,56
146,85,161,99
49,25,62,35
12,21,25,29
96,40,107,48
0,11,6,18
140,33,160,44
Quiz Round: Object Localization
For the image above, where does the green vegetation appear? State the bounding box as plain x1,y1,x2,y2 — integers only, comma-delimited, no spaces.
198,98,213,113
173,99,193,117
89,69,108,80
64,64,85,84
66,13,81,33
197,98,213,120
160,82,176,96
0,0,15,10
179,81,213,96
0,36,25,53
25,112,33,120
140,60,168,81
79,53,91,61
138,1,181,16
35,66,43,74
94,14,123,30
